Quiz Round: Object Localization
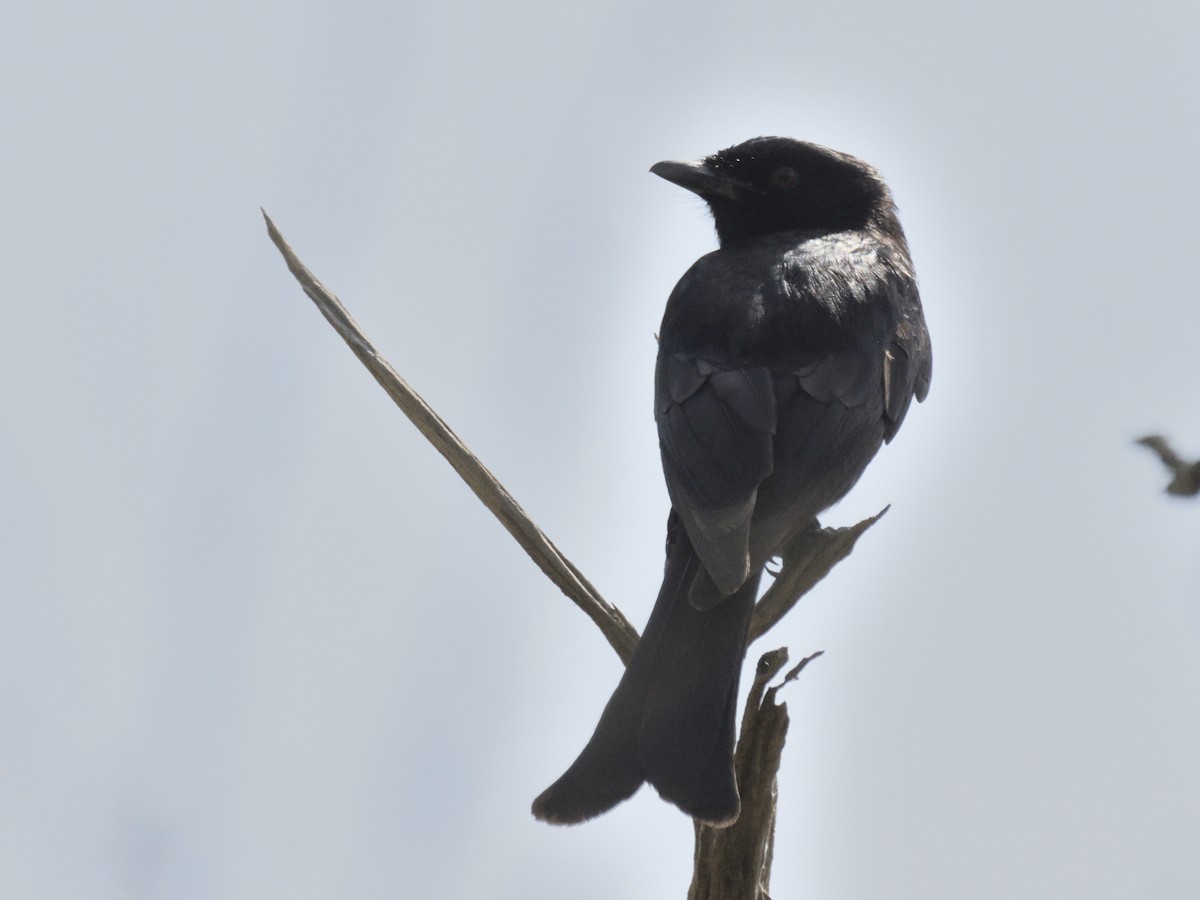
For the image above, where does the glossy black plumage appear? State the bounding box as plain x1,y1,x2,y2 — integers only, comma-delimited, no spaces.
533,137,931,826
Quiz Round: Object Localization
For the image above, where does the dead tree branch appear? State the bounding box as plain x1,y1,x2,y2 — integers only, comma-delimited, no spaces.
262,212,638,660
690,648,824,900
751,511,887,645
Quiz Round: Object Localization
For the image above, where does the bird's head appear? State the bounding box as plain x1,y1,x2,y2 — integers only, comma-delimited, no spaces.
651,136,897,247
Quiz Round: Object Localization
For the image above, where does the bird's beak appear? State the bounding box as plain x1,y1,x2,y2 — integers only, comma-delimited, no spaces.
650,159,743,201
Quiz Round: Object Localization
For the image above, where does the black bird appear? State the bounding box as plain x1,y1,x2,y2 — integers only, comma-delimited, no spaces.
532,137,932,826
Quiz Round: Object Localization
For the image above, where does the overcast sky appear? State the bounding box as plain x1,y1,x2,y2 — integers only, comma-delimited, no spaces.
3,1,1199,898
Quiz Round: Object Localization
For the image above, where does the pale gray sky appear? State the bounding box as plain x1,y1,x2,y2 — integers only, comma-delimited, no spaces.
2,1,1199,898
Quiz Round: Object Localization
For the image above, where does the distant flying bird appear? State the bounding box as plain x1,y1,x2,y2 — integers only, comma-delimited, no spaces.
533,137,932,826
1137,435,1200,497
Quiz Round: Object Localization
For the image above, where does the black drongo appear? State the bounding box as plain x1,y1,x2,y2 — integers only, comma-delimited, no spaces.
533,137,932,826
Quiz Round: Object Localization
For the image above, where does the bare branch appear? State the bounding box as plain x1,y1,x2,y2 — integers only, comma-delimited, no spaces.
689,647,823,900
263,211,639,662
749,508,888,644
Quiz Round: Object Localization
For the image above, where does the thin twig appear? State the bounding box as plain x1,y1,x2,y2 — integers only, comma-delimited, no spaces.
749,508,888,643
263,211,639,662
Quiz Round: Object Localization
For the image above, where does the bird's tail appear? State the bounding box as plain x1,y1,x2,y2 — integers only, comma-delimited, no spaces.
531,514,758,826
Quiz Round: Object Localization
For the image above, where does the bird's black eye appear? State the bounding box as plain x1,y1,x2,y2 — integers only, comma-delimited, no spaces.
769,165,799,189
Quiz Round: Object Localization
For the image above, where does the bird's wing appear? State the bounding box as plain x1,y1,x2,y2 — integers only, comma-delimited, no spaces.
1137,434,1183,470
655,353,776,597
881,279,932,441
